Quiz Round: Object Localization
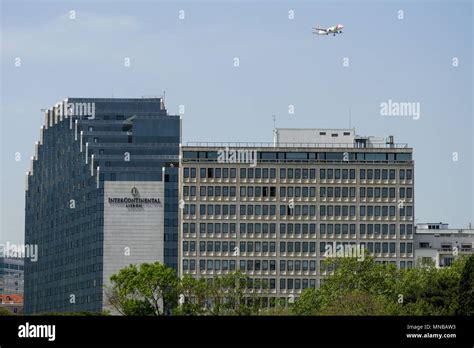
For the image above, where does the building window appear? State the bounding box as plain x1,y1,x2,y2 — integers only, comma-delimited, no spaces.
367,169,373,180
399,169,405,180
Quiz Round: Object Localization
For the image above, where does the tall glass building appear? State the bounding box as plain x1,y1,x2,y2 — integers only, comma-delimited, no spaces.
24,98,180,314
179,129,415,307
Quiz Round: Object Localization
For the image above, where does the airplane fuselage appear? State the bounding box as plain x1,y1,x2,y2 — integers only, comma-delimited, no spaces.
314,23,344,36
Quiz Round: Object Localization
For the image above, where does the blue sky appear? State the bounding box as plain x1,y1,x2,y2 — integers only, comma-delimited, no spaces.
1,0,472,244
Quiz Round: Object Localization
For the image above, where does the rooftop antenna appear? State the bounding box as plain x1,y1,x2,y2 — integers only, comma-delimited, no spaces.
162,90,166,108
272,114,277,147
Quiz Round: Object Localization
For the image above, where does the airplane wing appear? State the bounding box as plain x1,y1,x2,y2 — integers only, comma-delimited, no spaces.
313,27,327,32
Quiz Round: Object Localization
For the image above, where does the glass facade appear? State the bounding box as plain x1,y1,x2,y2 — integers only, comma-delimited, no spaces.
24,98,180,314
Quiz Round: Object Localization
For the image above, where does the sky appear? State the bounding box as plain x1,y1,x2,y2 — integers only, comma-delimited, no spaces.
1,0,472,245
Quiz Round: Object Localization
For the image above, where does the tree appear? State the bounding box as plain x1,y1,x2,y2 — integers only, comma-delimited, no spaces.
314,256,400,313
293,257,401,316
174,275,208,316
291,288,321,315
292,256,467,316
108,265,272,316
394,257,465,315
210,270,258,315
319,291,391,316
107,262,179,316
259,305,292,316
107,256,468,316
457,254,474,315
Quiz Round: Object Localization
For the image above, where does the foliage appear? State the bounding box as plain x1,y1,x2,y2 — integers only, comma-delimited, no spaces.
0,307,14,316
291,288,322,315
393,260,464,315
37,311,109,316
457,254,474,315
108,262,179,316
108,264,271,316
173,275,208,316
108,257,473,316
318,291,391,316
259,305,292,316
292,255,470,316
210,270,258,316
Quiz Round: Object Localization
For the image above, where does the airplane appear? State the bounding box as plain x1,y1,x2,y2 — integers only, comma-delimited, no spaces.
313,24,344,36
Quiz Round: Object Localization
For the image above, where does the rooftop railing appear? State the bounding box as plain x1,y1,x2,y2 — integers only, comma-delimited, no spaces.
94,155,178,160
186,141,410,149
99,166,176,172
87,143,179,147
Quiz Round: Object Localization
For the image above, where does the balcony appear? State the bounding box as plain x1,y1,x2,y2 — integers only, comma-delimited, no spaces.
438,247,453,252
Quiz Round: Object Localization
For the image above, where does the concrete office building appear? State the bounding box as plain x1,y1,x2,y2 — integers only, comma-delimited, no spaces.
0,257,24,295
179,128,415,305
415,222,474,267
24,97,180,314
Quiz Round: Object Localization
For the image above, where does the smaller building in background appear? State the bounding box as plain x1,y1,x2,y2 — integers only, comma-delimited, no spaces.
0,294,24,314
0,257,24,295
415,223,474,267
